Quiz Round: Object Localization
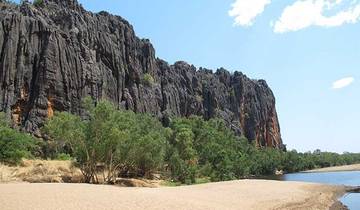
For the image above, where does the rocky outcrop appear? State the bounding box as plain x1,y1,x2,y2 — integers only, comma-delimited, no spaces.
0,0,283,148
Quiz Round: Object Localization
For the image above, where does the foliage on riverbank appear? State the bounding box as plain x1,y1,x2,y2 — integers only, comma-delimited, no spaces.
0,113,37,165
1,98,360,184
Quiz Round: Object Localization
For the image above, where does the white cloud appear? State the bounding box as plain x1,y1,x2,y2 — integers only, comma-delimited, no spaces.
332,77,355,89
229,0,271,26
274,0,360,33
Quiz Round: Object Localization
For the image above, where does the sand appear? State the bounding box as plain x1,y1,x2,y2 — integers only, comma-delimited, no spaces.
304,164,360,173
0,180,345,210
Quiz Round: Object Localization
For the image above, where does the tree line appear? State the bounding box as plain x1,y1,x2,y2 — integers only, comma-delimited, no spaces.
1,98,360,184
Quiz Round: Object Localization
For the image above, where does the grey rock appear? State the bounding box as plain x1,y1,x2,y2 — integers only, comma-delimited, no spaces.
0,0,283,148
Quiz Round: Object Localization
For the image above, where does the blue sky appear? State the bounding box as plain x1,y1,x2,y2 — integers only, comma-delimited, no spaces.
38,0,360,152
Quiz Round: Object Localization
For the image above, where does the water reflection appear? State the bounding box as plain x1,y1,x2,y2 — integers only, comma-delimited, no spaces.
278,171,360,209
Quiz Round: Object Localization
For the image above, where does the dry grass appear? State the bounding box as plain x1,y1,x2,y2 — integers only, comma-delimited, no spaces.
115,178,161,188
0,160,160,186
0,159,82,183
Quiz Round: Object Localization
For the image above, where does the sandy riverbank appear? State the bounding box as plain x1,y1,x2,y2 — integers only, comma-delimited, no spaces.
0,180,345,210
304,164,360,173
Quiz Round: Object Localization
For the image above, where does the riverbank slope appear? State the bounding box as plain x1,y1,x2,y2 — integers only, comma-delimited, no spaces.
305,164,360,173
0,180,345,210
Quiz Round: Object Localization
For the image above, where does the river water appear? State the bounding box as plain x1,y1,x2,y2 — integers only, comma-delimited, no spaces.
280,171,360,209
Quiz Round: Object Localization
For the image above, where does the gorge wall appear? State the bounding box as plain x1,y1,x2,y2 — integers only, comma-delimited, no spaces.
0,0,283,148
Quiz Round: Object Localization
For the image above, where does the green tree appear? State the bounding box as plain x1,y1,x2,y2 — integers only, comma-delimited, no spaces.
116,112,169,178
43,99,124,183
0,112,36,165
167,119,198,183
44,98,169,183
167,117,246,183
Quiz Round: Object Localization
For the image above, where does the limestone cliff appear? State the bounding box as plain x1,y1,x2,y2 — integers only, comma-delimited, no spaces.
0,0,283,148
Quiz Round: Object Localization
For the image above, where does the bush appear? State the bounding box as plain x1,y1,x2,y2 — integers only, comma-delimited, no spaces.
166,117,246,183
0,112,9,127
0,126,36,165
44,97,169,183
55,153,72,161
143,73,155,86
0,112,37,165
37,140,72,160
117,113,169,178
40,99,360,185
44,100,120,183
33,0,44,7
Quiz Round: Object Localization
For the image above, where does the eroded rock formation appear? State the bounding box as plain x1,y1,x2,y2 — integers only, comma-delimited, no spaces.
0,0,283,148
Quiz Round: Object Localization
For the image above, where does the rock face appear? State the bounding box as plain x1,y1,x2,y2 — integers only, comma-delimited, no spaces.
0,0,283,148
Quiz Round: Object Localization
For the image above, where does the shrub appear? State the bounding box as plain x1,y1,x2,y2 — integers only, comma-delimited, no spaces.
0,126,36,165
143,73,155,86
55,153,72,161
44,97,169,183
43,100,119,183
37,140,72,160
0,112,9,128
33,0,44,7
40,100,360,185
168,151,196,184
166,117,246,183
0,112,38,165
117,113,169,178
